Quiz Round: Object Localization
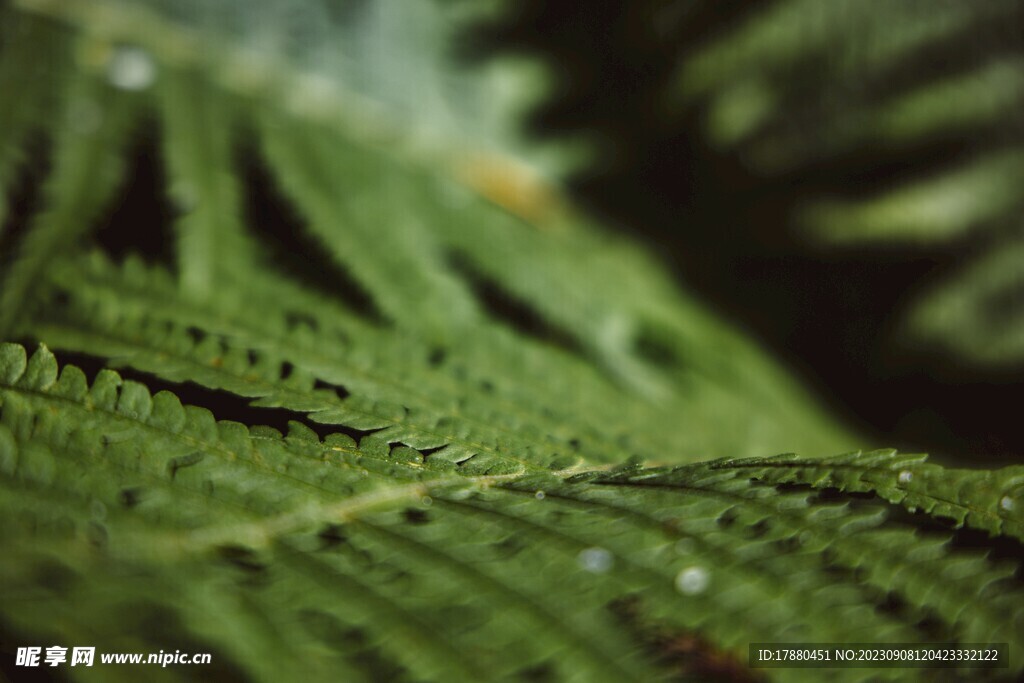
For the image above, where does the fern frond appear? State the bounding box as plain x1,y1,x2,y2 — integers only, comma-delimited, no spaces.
21,251,709,471
0,65,140,336
12,0,855,431
26,248,852,467
156,67,254,297
4,343,1021,681
0,9,68,233
797,150,1024,245
663,0,1024,367
2,2,1022,681
906,241,1024,364
596,461,1024,651
712,450,1024,540
255,107,480,339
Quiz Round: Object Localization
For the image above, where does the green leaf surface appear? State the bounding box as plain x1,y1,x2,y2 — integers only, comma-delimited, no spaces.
2,344,1022,681
1,1,1021,681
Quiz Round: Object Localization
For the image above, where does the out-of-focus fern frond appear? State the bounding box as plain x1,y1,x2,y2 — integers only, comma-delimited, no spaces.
665,0,1024,367
2,0,854,459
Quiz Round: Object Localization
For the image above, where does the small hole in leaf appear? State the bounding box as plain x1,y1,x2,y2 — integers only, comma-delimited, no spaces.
120,487,142,508
517,661,556,682
428,347,447,367
185,326,207,344
402,508,430,525
318,524,349,550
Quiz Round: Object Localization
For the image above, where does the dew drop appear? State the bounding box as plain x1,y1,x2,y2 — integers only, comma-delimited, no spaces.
675,566,709,595
106,47,156,91
420,496,433,507
577,547,613,574
897,470,913,485
535,490,546,500
1001,496,1015,512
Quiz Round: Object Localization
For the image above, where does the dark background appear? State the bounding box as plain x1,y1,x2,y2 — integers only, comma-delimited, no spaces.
468,0,1024,465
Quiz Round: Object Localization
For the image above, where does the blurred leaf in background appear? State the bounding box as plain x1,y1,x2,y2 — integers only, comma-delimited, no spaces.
484,0,1024,464
0,1,1022,682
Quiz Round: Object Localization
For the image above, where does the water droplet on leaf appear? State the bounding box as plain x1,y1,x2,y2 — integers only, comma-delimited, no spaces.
535,490,545,500
675,566,709,595
107,47,156,91
577,547,613,574
897,470,913,485
1001,496,1015,512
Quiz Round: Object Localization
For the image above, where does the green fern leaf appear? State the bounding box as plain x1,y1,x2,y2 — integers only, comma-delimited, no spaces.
3,343,1022,681
0,2,1021,681
713,450,1024,540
